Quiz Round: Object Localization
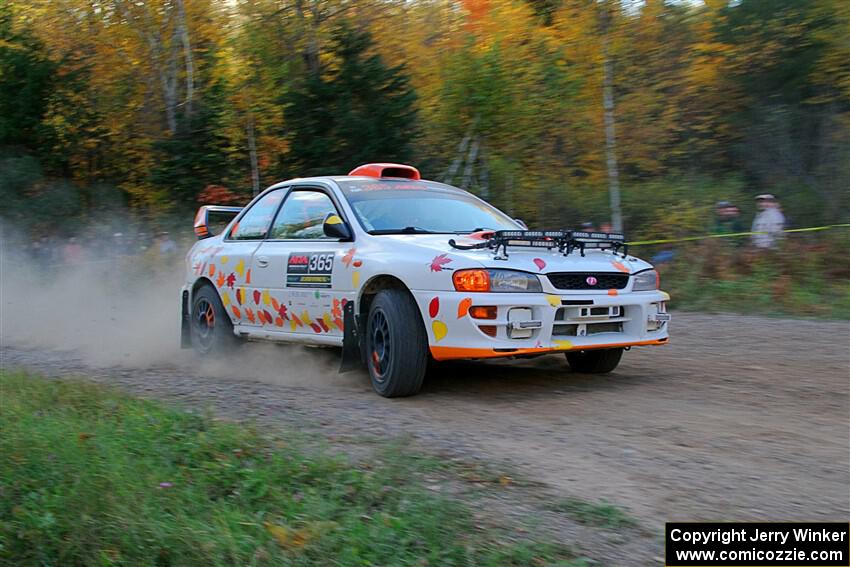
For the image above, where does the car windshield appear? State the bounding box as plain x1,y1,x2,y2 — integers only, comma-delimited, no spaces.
338,179,519,234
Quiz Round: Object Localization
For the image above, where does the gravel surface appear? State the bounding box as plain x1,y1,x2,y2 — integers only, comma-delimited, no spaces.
2,311,848,565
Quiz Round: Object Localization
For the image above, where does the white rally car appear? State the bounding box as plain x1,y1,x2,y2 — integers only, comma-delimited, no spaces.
181,163,670,397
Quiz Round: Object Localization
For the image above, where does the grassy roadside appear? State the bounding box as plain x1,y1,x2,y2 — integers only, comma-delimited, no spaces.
654,237,850,319
0,371,586,566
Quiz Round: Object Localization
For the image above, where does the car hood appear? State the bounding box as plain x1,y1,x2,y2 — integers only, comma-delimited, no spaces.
374,234,652,274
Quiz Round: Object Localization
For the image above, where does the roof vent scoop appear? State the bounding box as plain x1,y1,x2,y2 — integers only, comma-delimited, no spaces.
348,163,420,180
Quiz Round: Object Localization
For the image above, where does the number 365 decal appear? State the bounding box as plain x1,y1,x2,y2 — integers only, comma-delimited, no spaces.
287,252,335,288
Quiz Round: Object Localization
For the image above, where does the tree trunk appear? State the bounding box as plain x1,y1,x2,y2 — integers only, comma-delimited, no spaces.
175,0,194,120
443,132,471,183
601,18,623,233
112,0,178,133
479,147,489,200
295,0,321,76
247,116,260,197
462,137,480,190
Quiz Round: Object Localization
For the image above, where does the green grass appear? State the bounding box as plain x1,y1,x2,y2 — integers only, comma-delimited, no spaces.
545,498,637,530
0,371,587,566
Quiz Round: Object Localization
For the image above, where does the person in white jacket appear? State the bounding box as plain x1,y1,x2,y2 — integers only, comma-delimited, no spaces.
751,194,786,249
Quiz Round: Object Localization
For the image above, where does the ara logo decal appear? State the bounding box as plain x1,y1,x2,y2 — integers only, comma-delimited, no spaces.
586,276,598,286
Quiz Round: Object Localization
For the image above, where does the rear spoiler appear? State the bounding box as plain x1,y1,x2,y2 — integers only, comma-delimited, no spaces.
194,205,243,239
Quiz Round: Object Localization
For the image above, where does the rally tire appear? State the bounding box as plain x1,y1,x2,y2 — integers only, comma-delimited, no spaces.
190,284,238,355
565,348,624,373
365,289,428,397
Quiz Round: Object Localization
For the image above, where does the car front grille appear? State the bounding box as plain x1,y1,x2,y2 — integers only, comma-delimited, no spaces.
546,272,629,290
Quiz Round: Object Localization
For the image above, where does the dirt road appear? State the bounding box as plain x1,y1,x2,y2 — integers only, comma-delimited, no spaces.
3,312,848,564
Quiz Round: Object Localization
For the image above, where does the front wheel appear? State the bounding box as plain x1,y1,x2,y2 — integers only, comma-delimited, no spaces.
191,285,237,355
565,348,623,373
365,289,428,397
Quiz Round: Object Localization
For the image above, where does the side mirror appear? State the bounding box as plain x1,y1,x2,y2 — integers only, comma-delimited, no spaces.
323,213,352,240
194,205,243,239
515,218,528,230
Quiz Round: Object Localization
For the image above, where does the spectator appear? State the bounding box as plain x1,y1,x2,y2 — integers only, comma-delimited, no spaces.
712,201,744,235
157,231,178,256
30,236,54,266
751,194,786,249
112,232,129,256
61,237,85,264
651,247,676,265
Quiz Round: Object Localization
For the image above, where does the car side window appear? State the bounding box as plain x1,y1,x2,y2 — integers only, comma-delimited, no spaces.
229,190,285,240
269,190,339,239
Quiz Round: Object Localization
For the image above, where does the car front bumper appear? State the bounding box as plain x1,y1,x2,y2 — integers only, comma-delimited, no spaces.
411,289,670,361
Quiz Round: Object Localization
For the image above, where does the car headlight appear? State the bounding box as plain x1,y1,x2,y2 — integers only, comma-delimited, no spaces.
632,269,659,291
453,269,542,292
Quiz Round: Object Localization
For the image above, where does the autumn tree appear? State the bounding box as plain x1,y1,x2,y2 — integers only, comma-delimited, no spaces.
148,71,238,208
283,24,418,176
0,4,55,152
717,0,850,222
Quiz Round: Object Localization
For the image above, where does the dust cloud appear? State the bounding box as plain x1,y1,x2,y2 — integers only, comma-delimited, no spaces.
0,225,344,388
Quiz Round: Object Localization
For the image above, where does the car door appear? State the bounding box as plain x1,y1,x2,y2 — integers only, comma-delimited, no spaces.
213,188,286,326
250,186,352,337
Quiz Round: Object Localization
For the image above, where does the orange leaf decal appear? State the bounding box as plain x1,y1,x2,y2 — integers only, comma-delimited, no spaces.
342,247,356,268
611,261,630,274
271,297,280,311
208,264,216,277
245,308,256,323
216,272,226,287
457,297,472,318
275,316,284,327
245,269,252,284
231,306,242,319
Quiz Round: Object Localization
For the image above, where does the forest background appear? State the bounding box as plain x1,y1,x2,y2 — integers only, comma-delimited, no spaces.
1,0,848,315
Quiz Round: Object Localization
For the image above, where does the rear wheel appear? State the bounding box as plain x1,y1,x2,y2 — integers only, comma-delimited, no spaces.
365,289,428,397
565,348,623,373
191,284,237,355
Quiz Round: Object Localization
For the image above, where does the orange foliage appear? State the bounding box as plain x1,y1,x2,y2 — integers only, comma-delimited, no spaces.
197,185,241,205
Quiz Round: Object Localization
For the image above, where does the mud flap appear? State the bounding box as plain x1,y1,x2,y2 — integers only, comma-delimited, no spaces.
339,300,362,373
180,290,191,349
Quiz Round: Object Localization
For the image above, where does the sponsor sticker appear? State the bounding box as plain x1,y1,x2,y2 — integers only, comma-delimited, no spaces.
286,252,334,288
